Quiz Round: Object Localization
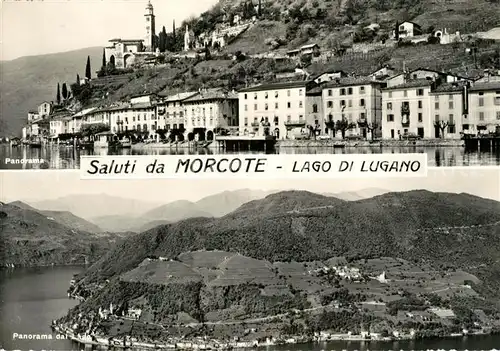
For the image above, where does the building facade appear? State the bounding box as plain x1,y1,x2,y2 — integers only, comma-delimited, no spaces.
183,89,239,141
429,83,468,139
381,79,434,139
321,78,385,139
238,81,316,140
468,81,500,134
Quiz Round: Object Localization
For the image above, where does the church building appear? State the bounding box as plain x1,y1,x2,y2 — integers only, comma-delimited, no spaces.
104,1,158,69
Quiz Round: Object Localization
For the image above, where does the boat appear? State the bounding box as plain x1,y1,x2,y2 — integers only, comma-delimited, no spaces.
78,140,94,150
94,131,115,148
10,138,20,147
119,138,132,148
29,141,42,148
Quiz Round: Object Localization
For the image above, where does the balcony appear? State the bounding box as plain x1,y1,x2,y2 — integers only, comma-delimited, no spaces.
284,120,306,127
251,122,260,127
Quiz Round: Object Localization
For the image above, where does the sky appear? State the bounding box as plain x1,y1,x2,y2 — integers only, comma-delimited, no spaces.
1,168,499,203
0,0,219,61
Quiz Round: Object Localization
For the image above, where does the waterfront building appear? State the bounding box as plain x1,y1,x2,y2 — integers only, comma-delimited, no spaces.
429,82,469,139
156,91,198,140
27,110,39,122
182,88,239,141
468,81,500,134
381,78,434,139
306,87,324,137
321,77,385,139
49,110,73,139
38,101,53,118
238,80,317,140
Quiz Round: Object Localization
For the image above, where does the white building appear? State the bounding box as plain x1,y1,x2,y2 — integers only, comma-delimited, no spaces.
183,89,239,141
392,21,423,39
429,82,469,139
156,91,198,137
321,77,385,139
238,81,316,140
382,78,434,139
468,81,500,134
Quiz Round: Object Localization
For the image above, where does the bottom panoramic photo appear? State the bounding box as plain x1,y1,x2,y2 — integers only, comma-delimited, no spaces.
1,169,500,351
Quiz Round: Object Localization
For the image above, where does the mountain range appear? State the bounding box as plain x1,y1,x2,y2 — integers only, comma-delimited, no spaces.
0,201,120,267
77,190,500,291
27,188,388,232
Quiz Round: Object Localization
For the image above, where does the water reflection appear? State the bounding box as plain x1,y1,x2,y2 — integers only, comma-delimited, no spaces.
1,144,499,169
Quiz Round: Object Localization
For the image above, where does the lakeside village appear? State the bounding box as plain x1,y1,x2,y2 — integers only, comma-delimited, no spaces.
53,262,500,350
12,1,500,152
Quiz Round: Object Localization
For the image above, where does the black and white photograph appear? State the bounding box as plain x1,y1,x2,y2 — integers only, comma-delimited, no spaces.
1,168,500,350
2,0,500,169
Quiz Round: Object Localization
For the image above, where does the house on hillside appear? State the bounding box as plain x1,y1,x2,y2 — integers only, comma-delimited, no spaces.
287,43,320,58
392,21,423,39
313,70,347,84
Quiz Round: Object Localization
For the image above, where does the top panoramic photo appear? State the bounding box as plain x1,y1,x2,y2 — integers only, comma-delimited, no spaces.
1,0,500,169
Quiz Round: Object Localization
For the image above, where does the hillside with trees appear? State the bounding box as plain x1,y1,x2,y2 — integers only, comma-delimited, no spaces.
76,190,500,299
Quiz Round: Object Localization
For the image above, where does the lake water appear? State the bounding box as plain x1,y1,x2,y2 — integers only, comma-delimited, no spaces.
1,267,500,351
1,144,499,169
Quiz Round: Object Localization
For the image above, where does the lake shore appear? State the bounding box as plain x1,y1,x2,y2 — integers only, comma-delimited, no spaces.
126,139,465,150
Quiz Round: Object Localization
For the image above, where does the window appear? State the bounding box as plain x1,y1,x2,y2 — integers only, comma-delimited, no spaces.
435,115,440,122
265,103,268,110
448,101,454,109
313,104,318,113
435,102,440,109
275,91,279,98
404,90,408,97
287,102,291,108
495,96,500,105
418,100,423,109
360,99,365,107
275,102,279,109
349,88,354,95
244,104,248,111
360,86,365,94
348,100,352,107
417,89,424,96
299,89,303,96
254,93,257,100
327,101,333,108
387,102,392,110
328,89,332,96
479,112,484,121
418,113,423,122
340,88,346,95
479,97,484,106
449,114,454,124
387,114,394,122
299,101,303,108
265,92,268,99
299,114,304,120
287,115,291,122
360,112,366,120
341,100,346,106
254,104,257,110
497,111,500,120
287,90,291,97
244,94,248,99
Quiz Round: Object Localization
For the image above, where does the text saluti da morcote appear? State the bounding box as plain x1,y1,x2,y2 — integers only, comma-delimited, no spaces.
85,158,422,175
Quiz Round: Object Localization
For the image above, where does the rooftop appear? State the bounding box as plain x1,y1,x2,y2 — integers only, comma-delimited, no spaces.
160,91,199,101
238,80,312,93
430,82,468,94
383,79,433,90
183,89,238,102
109,38,144,43
323,76,385,88
470,81,500,92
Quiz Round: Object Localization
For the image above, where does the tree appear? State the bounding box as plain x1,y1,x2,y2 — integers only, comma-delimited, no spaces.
80,123,109,138
159,26,167,52
336,118,356,139
76,74,81,85
56,83,61,105
62,83,68,100
101,48,106,70
395,21,400,41
85,56,92,80
434,120,449,138
367,123,379,140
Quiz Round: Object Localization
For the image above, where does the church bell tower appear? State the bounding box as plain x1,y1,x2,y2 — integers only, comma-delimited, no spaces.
144,1,156,52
